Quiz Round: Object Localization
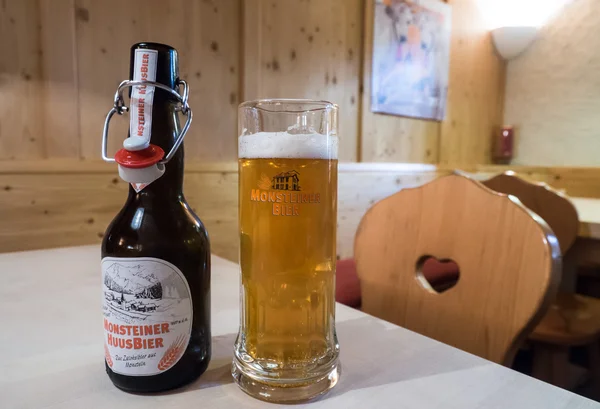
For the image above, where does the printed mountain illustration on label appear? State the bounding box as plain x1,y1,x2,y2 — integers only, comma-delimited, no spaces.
102,257,193,376
104,262,162,299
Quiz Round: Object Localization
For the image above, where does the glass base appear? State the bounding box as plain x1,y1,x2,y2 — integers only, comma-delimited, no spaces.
232,358,341,403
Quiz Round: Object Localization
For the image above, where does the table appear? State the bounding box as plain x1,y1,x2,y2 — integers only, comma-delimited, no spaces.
572,197,600,240
1,246,597,409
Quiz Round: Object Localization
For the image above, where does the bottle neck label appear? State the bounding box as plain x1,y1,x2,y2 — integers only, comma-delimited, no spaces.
124,49,162,193
130,49,158,146
102,257,192,376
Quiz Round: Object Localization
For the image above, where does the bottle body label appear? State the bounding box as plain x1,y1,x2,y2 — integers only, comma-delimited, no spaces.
102,257,192,376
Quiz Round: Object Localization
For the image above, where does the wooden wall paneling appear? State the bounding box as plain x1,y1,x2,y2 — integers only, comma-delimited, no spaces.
3,162,600,259
360,0,440,163
181,0,240,161
541,169,600,199
0,0,45,159
242,0,261,102
0,172,128,251
39,0,80,158
438,0,506,165
75,0,240,161
0,161,442,261
75,0,144,160
243,0,362,161
460,165,600,199
184,170,239,260
0,163,240,261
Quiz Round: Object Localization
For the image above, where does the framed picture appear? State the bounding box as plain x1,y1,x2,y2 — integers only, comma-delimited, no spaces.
371,0,452,121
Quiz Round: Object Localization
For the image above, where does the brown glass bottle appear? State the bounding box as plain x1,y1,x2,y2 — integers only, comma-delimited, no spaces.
101,43,210,393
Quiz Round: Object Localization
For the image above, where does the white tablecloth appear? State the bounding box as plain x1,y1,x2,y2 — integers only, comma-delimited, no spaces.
0,246,597,408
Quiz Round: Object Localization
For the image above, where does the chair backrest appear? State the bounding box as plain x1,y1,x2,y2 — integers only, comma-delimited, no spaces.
482,172,579,255
354,173,561,365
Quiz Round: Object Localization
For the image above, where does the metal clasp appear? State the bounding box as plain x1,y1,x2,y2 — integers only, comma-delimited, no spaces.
101,79,193,164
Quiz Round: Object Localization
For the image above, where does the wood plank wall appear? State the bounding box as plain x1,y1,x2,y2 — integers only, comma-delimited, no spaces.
0,0,542,259
2,161,599,261
0,0,504,164
1,0,241,161
243,0,363,161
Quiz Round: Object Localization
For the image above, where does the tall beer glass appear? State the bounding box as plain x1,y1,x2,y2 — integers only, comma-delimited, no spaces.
233,100,340,402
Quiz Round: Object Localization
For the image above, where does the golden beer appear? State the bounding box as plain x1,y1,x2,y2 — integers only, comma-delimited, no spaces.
233,106,340,403
239,157,337,362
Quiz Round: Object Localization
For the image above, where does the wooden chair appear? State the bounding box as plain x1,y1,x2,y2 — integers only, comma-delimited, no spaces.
483,171,579,254
354,173,561,366
484,171,600,388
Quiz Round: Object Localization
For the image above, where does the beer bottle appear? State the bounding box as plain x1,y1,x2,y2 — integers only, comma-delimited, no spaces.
101,42,211,393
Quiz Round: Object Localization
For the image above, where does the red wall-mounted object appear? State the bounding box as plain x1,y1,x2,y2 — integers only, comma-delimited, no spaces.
492,126,514,164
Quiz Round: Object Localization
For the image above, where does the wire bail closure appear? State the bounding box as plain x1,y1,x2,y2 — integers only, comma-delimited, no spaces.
101,79,192,164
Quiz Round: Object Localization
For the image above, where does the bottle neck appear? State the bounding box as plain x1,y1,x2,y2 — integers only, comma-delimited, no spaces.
128,95,184,201
125,43,183,202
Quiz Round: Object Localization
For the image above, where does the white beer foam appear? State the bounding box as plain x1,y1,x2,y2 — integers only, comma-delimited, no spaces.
239,132,338,159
